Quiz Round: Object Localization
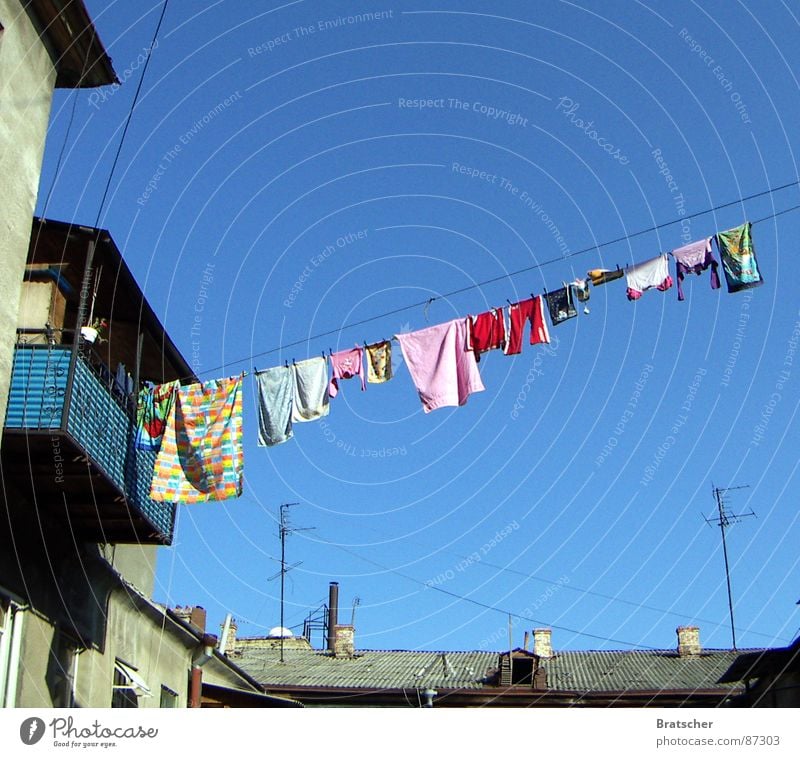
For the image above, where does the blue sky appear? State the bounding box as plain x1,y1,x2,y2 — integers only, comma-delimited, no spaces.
38,1,800,653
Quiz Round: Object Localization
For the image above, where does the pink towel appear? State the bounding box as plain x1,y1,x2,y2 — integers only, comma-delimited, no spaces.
396,319,485,413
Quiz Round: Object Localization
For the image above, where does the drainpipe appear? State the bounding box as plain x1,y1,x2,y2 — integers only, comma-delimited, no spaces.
189,634,216,708
2,606,25,707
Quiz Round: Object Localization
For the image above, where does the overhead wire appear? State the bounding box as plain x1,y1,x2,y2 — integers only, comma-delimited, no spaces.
196,180,800,378
94,0,171,229
317,533,661,649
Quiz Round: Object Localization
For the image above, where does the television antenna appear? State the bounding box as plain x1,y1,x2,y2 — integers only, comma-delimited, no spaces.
267,503,314,662
704,484,755,650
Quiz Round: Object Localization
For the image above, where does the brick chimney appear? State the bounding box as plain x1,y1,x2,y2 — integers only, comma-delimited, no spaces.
676,626,702,657
173,606,207,633
333,625,355,658
533,628,553,658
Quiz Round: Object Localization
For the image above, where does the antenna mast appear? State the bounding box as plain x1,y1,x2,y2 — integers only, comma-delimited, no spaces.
704,484,755,650
268,503,314,662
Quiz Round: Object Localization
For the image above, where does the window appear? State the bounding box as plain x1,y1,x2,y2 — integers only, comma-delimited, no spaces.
160,685,179,708
48,631,79,707
0,597,24,707
510,656,535,686
111,660,151,708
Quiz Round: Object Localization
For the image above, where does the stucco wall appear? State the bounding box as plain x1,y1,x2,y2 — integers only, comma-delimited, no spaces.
0,0,58,439
75,588,191,708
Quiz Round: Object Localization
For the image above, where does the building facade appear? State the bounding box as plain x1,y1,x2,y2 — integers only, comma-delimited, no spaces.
0,220,295,708
0,0,116,438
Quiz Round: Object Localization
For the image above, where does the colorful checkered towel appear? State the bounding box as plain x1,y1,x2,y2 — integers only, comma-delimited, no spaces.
150,375,243,503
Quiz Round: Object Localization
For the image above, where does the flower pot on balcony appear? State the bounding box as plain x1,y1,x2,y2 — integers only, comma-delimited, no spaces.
80,327,99,343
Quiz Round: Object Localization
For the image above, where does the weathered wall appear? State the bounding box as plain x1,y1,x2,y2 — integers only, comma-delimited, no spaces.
0,0,57,439
75,589,191,708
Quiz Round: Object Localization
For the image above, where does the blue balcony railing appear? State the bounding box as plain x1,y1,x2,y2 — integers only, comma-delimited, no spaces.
4,344,176,543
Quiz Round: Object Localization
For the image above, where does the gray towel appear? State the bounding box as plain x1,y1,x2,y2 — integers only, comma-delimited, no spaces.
255,366,295,446
291,357,330,422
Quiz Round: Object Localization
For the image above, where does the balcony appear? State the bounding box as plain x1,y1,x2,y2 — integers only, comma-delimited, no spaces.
3,344,176,544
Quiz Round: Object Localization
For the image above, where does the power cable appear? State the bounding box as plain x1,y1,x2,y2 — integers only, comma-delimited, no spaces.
196,182,800,378
94,1,170,229
318,534,661,650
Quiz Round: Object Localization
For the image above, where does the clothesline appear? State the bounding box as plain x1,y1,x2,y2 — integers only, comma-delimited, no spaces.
192,184,800,380
139,219,762,500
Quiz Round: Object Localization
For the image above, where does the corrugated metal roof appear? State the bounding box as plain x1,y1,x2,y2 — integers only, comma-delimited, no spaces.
543,649,745,692
236,645,751,694
238,649,497,690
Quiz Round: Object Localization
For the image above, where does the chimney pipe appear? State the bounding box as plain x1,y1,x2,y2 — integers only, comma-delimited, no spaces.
533,628,553,658
523,631,530,651
327,582,339,652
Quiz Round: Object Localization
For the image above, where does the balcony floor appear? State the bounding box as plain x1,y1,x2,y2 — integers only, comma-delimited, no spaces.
2,430,171,545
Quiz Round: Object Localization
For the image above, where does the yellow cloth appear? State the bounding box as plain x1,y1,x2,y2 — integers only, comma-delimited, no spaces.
366,340,393,383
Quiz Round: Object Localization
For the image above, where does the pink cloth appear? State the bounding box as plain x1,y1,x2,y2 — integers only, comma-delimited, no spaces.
328,347,366,398
396,319,485,413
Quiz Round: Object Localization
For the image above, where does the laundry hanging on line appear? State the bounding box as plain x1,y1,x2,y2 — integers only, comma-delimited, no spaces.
504,295,550,355
231,219,765,453
329,346,366,397
292,356,330,421
255,365,294,447
545,286,578,325
396,318,485,413
625,254,673,300
150,375,244,504
366,340,393,383
671,237,719,301
466,307,507,360
135,379,179,451
716,221,763,293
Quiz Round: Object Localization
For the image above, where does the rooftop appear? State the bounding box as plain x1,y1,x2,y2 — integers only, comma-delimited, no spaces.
235,644,751,696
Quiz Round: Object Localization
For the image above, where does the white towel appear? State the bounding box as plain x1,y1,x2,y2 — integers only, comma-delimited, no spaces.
291,357,330,422
255,366,295,446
